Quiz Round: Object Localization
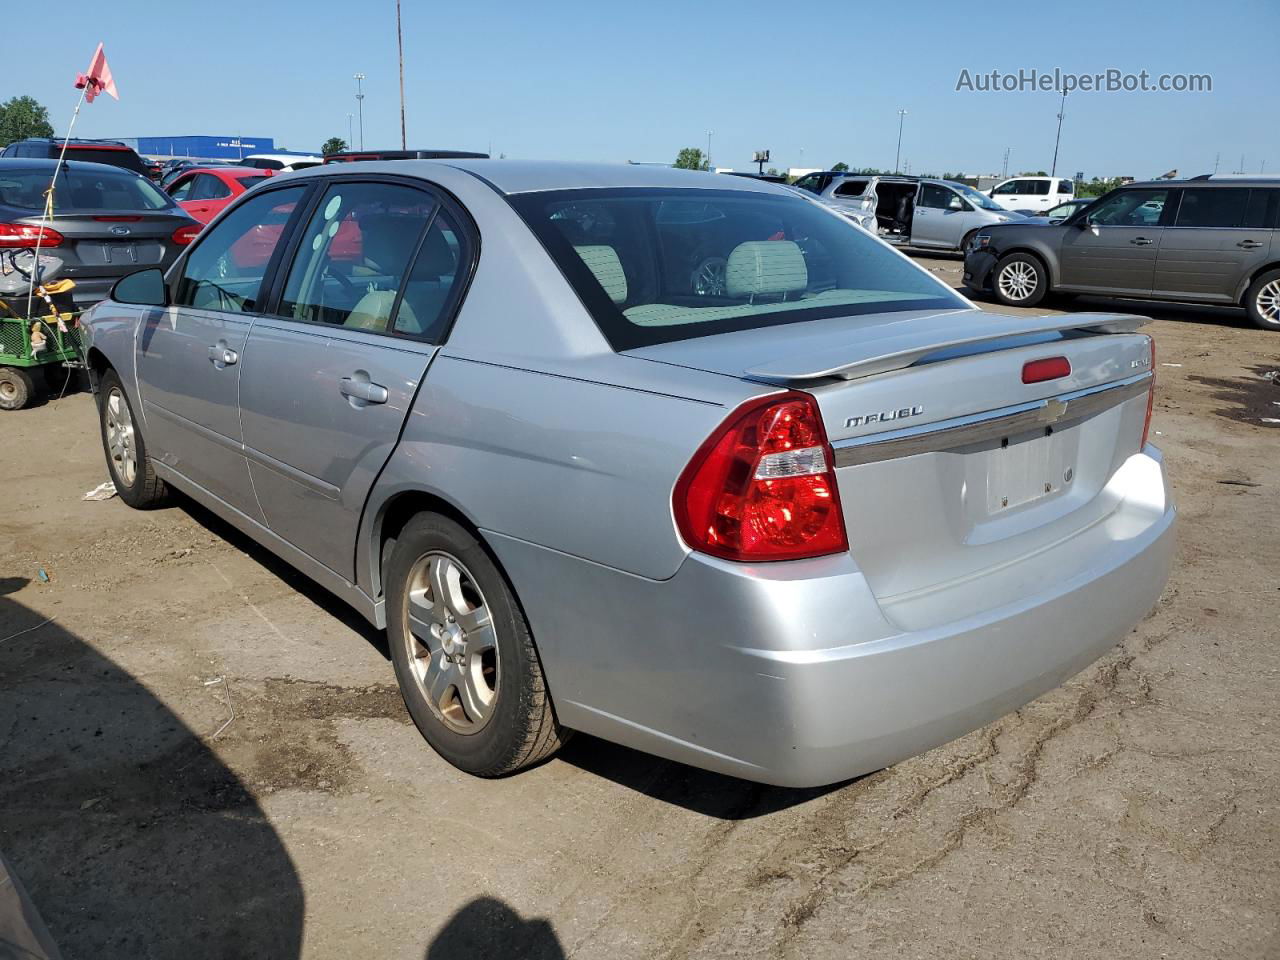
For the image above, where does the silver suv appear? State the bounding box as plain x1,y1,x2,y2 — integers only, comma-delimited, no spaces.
792,172,1024,251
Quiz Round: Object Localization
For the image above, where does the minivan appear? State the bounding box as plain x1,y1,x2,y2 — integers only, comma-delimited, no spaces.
964,175,1280,330
793,172,1025,252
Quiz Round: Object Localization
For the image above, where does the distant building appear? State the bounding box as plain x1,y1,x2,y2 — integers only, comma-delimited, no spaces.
124,135,295,160
787,167,823,179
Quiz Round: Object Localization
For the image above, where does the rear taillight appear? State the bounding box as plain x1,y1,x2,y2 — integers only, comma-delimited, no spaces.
0,223,64,248
1141,336,1156,448
674,391,848,562
171,224,201,246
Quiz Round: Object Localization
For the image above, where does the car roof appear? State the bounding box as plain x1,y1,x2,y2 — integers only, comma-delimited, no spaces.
0,157,143,174
1123,176,1280,188
177,165,269,176
286,159,791,196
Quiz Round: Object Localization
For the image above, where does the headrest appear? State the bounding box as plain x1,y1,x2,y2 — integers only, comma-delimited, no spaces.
574,245,627,305
725,240,807,298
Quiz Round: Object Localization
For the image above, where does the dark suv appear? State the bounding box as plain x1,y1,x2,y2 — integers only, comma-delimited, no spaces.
963,176,1280,331
1,138,151,178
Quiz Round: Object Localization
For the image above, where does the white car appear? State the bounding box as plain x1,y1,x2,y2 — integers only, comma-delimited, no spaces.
240,153,323,173
988,176,1076,213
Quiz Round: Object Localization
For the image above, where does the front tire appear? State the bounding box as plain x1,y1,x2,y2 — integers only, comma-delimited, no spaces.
386,513,567,777
1245,268,1280,331
97,368,168,508
992,252,1049,308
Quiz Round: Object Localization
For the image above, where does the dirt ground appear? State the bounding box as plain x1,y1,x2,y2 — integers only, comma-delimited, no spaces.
2,257,1278,960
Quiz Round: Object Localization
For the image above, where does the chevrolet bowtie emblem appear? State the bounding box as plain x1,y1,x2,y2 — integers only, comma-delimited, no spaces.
1038,398,1069,423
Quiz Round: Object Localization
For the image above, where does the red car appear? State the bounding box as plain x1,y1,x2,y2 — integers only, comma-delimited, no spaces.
165,166,273,225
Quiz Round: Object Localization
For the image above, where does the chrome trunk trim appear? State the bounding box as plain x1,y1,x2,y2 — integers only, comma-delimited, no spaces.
832,373,1152,468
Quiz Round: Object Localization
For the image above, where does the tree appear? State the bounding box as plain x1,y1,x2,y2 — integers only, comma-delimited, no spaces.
0,96,54,147
831,161,849,173
673,147,708,171
321,137,348,156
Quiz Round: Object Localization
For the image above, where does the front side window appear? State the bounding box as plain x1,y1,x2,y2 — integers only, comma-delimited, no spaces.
951,182,1003,211
918,184,956,209
992,180,1019,195
278,181,437,330
168,177,195,202
1088,189,1169,227
1175,188,1249,228
510,187,967,350
792,174,827,195
175,186,306,312
1059,179,1074,195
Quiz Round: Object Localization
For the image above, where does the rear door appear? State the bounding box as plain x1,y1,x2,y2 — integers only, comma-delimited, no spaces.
135,183,308,521
1153,186,1275,302
1058,187,1170,295
237,177,474,578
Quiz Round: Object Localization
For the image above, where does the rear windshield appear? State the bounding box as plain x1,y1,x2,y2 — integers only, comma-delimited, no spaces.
235,174,270,188
509,187,966,349
65,147,145,172
0,167,173,212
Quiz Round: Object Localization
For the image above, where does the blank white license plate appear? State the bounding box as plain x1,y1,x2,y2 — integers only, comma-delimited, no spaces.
986,433,1069,511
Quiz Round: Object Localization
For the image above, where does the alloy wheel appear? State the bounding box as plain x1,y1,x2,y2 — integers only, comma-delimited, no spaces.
105,387,137,487
403,551,499,734
1257,279,1280,325
998,261,1038,301
692,257,727,297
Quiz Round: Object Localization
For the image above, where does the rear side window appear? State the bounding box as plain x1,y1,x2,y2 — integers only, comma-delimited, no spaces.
1175,188,1250,228
1058,179,1074,195
277,181,437,330
510,187,966,350
190,174,231,201
175,186,306,313
1243,189,1280,229
0,166,170,211
834,179,869,197
395,209,469,341
1024,179,1051,195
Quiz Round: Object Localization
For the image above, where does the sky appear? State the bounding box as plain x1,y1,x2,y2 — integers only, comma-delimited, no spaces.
10,0,1277,180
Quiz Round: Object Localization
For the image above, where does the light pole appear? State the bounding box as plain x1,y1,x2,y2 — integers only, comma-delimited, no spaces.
1050,90,1067,177
894,110,907,174
346,113,353,149
396,0,407,149
353,73,366,150
707,130,713,171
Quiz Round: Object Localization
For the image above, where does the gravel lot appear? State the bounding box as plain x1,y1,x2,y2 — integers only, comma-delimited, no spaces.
3,256,1277,960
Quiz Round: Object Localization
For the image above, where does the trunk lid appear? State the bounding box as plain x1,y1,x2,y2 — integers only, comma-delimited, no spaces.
629,308,1158,630
19,211,193,280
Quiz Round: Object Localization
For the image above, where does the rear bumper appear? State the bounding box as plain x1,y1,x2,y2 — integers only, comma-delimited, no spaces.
963,248,998,291
490,447,1176,787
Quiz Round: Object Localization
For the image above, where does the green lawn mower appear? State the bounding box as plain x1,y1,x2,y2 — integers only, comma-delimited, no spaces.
0,250,85,411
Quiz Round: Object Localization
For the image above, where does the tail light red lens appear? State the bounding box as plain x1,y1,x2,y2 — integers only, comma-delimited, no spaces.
171,224,201,246
674,391,848,562
0,223,64,248
1141,336,1156,448
1022,356,1071,383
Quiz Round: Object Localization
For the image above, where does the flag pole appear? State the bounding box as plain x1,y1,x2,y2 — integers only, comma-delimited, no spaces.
24,82,88,320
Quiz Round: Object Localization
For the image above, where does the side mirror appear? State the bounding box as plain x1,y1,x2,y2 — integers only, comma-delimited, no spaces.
111,268,169,306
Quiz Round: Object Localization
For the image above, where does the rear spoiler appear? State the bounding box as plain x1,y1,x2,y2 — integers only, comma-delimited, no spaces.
745,313,1151,382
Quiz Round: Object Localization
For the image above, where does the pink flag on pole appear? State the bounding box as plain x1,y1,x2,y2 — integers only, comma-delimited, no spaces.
75,43,118,103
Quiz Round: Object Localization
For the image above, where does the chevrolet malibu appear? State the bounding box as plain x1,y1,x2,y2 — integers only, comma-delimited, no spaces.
81,161,1175,787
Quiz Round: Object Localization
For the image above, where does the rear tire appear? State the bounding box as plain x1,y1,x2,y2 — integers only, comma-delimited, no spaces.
386,513,568,777
1244,268,1280,331
97,368,168,508
0,366,34,411
991,252,1049,308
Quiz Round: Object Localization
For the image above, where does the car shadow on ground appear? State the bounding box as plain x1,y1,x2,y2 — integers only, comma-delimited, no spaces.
0,581,305,959
557,734,851,819
1187,363,1280,426
424,896,565,960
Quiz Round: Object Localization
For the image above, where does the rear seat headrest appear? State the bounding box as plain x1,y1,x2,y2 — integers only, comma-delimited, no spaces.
725,240,807,298
574,245,627,305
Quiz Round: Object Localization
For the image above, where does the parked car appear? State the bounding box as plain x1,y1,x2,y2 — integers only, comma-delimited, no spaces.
81,160,1175,787
988,175,1077,213
794,172,1024,250
241,153,323,173
1,138,150,179
165,166,273,224
964,175,1280,330
1011,197,1095,226
322,149,488,164
0,158,199,309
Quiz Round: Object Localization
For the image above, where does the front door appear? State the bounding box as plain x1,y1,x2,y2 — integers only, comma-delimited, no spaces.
911,183,967,248
1058,187,1170,295
135,184,308,521
237,178,473,579
1154,186,1276,302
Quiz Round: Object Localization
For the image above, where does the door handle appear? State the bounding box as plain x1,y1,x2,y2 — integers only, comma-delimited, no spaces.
1130,237,1154,246
207,342,238,366
340,375,389,405
1238,239,1264,249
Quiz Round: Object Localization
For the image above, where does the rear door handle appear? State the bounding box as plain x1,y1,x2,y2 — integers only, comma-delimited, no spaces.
1130,237,1154,246
340,375,389,405
207,342,238,366
1238,239,1264,249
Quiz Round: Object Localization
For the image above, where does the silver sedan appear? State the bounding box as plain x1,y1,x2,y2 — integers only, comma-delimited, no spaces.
82,160,1175,787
